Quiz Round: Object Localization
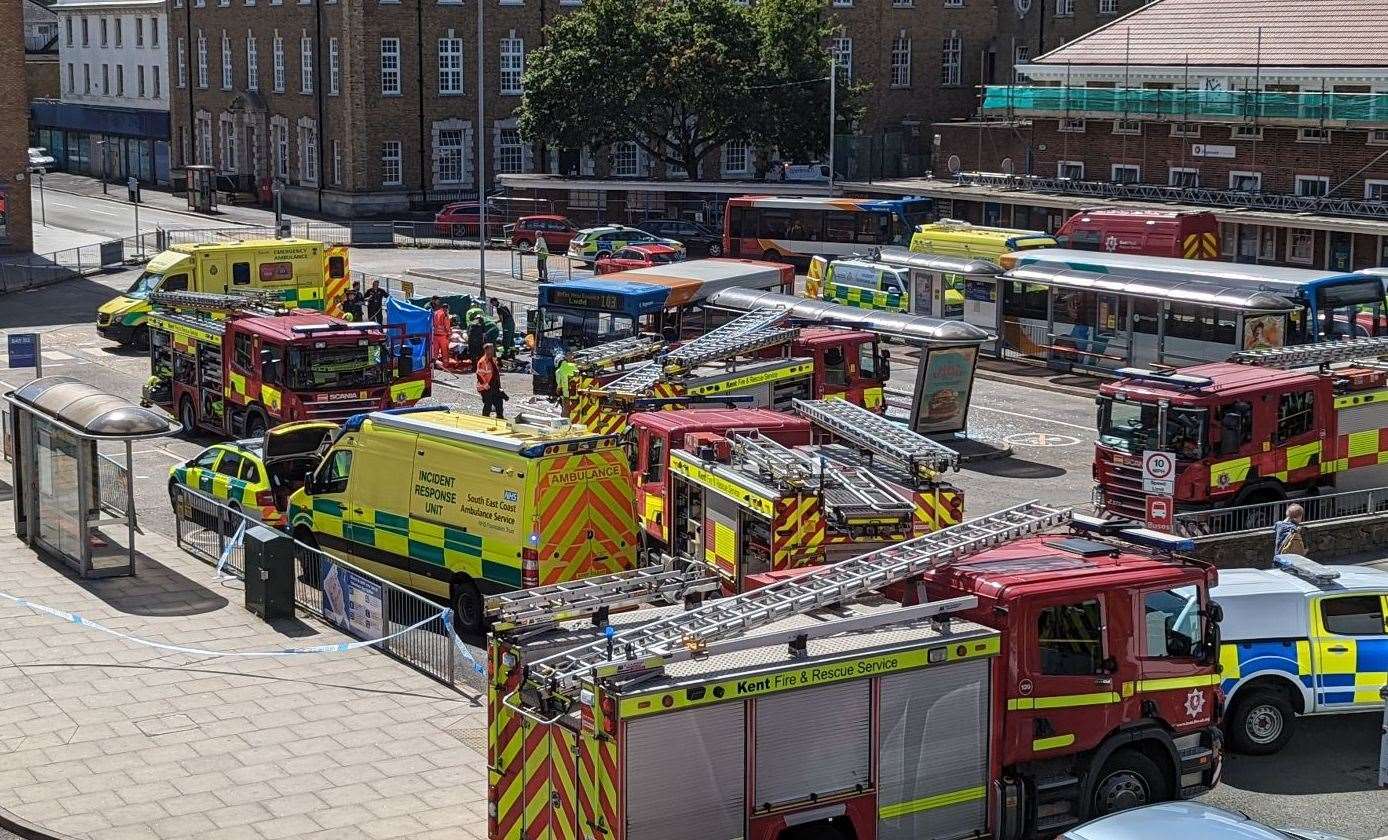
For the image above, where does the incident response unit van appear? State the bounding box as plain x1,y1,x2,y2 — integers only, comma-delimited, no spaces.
97,238,349,345
287,408,639,630
910,219,1056,261
1055,209,1220,259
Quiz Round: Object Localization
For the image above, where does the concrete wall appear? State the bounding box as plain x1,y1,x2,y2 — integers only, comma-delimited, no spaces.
1189,516,1387,569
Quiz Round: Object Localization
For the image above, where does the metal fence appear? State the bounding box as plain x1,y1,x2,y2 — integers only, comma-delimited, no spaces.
1173,485,1388,538
0,238,136,294
95,452,131,518
171,484,486,691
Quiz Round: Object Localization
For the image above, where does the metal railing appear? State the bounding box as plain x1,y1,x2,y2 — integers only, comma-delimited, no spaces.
171,485,486,691
95,452,130,518
1173,485,1388,538
0,238,137,293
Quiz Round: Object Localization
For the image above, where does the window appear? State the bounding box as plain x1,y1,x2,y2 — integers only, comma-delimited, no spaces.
439,36,462,93
1298,127,1331,144
1295,175,1329,197
1143,587,1203,658
332,140,341,185
67,63,74,93
1231,124,1263,141
1014,44,1030,65
65,17,72,47
612,141,639,177
642,436,665,483
497,128,524,174
890,33,911,88
1319,596,1387,636
301,33,313,93
299,120,318,184
380,38,400,94
500,36,524,95
940,32,960,86
197,32,208,88
81,16,89,46
1366,180,1388,201
328,38,339,95
1099,0,1116,12
231,261,251,285
943,0,961,5
1059,117,1085,133
272,118,288,177
831,36,852,83
1170,122,1200,138
216,449,245,477
193,449,220,469
1370,128,1388,147
153,66,161,98
137,65,147,97
382,140,402,185
723,139,749,175
317,450,352,494
100,17,108,47
1111,119,1141,135
239,458,262,484
83,63,90,94
247,33,258,91
116,65,124,97
1055,0,1074,16
197,113,213,164
221,31,232,90
177,38,186,88
1169,167,1199,188
113,17,122,47
437,128,466,183
1057,161,1083,180
1037,601,1102,675
273,32,285,92
135,17,143,47
1287,229,1314,265
1111,164,1140,184
1276,390,1315,442
150,17,158,47
1229,171,1261,192
102,64,109,95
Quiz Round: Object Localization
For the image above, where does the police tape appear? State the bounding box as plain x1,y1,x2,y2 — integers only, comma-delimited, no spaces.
0,591,440,658
442,609,487,676
215,519,246,581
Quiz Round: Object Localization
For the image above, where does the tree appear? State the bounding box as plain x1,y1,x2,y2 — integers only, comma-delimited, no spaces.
518,0,859,180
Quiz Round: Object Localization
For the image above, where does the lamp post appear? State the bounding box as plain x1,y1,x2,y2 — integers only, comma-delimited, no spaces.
97,139,109,195
37,169,46,227
476,0,487,299
828,57,837,196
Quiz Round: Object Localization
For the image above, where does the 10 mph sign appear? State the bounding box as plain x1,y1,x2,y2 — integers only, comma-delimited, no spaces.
1142,451,1176,495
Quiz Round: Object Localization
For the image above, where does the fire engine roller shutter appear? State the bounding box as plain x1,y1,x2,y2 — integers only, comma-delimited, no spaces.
624,701,745,840
876,658,990,840
754,680,871,807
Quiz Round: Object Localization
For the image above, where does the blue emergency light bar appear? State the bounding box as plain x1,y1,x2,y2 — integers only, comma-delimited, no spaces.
1071,514,1197,553
1114,367,1215,389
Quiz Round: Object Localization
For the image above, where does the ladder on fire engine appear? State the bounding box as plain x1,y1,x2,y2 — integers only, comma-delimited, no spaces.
726,431,912,521
568,335,665,372
1229,335,1388,369
522,501,1070,696
147,289,284,316
602,308,798,395
484,566,721,634
793,399,959,478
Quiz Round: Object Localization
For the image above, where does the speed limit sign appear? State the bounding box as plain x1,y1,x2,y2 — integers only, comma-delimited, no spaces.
1142,451,1176,495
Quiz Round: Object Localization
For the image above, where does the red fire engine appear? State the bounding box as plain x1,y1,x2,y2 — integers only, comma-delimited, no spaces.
1094,337,1388,523
143,290,431,437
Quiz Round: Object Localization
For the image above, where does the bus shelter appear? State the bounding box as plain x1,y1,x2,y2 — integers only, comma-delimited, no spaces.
5,377,178,578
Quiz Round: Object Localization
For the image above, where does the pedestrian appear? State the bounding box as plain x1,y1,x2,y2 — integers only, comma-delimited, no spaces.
535,235,550,281
430,296,451,366
1273,503,1308,558
878,347,891,382
343,282,365,322
364,279,388,323
476,343,507,418
467,314,486,363
490,296,515,357
554,352,578,403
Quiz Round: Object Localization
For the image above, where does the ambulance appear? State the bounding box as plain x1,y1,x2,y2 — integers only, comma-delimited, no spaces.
97,238,349,346
287,407,638,631
909,219,1056,262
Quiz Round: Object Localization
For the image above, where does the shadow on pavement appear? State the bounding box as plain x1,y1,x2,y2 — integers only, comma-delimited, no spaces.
0,275,131,330
37,548,231,617
1220,713,1381,795
963,456,1067,480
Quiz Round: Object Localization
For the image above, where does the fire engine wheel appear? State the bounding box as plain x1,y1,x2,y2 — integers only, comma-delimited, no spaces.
762,249,779,261
1228,688,1294,755
452,577,485,636
707,242,723,256
179,398,197,438
1089,751,1169,817
245,412,267,439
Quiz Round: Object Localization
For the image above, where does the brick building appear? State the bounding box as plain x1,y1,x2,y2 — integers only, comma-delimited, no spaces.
2,0,36,253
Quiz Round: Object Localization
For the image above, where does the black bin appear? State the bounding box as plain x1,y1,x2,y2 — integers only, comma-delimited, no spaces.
244,524,296,620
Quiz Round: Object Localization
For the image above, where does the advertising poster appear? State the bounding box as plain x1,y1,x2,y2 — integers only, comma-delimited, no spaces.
911,345,979,436
320,559,384,640
1242,315,1285,350
0,188,8,245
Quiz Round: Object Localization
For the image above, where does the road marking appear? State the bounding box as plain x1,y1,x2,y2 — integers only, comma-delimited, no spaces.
1004,432,1083,448
87,209,117,217
50,202,78,208
973,404,1093,432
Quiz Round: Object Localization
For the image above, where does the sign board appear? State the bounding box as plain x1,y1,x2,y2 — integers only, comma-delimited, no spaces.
399,280,415,298
99,239,125,267
1142,450,1176,495
320,559,384,640
910,345,979,436
350,222,394,247
1146,495,1175,532
7,333,38,369
1191,144,1236,159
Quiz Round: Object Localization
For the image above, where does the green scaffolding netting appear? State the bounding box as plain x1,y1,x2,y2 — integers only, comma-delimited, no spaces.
982,86,1388,122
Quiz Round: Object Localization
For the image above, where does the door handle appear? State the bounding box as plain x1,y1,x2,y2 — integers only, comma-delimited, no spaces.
352,507,365,516
1327,645,1350,653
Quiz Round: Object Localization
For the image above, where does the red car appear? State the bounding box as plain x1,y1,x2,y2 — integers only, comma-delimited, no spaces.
433,202,505,236
594,244,685,275
508,215,578,251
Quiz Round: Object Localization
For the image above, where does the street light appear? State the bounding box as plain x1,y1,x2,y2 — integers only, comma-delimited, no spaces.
476,0,487,299
96,138,109,195
37,169,46,227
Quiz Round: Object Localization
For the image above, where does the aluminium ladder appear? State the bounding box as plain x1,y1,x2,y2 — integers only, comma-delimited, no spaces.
1229,335,1388,369
794,398,959,477
484,566,720,634
602,308,797,395
147,289,283,315
725,431,912,523
522,501,1070,696
568,335,665,373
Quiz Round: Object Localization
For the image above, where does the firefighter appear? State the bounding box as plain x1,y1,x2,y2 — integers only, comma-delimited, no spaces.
364,279,388,324
476,343,506,418
343,282,365,323
490,297,515,358
555,351,578,404
430,297,451,366
467,314,487,363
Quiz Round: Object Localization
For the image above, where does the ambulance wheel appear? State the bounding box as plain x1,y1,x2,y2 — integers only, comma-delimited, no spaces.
762,249,778,260
130,326,150,350
179,398,197,438
1088,750,1169,817
167,479,180,508
1227,688,1294,755
452,577,485,635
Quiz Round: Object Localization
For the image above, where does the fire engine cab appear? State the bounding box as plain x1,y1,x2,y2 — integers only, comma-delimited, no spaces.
142,290,430,438
1095,335,1388,522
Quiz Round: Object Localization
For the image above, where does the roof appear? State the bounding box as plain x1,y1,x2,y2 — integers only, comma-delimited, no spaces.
1214,565,1388,598
1104,363,1317,400
1003,264,1298,313
357,408,617,452
1064,802,1292,840
8,377,176,438
604,258,790,307
1213,565,1388,641
170,237,321,254
873,246,1004,276
621,244,680,255
1068,208,1216,221
795,325,875,346
727,195,925,211
628,408,812,439
707,287,992,345
1030,0,1388,68
239,312,377,342
1011,248,1361,289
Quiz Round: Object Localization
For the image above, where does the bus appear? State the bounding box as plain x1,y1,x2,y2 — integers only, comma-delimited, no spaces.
722,195,933,265
1000,248,1387,344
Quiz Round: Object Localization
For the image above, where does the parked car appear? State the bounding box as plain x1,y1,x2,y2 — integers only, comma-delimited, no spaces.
1061,802,1347,840
433,202,505,237
566,224,684,262
768,160,832,182
168,422,336,527
27,147,54,172
594,244,686,275
636,218,723,257
507,215,578,252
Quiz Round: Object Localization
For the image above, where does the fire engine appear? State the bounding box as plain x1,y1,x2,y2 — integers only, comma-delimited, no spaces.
626,399,963,588
485,504,1223,840
1094,335,1388,523
142,290,430,438
562,308,888,435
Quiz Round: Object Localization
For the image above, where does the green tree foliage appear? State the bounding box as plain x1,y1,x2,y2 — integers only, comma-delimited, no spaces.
518,0,861,180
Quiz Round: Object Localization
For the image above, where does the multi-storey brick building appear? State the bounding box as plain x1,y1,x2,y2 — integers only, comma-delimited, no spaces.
2,0,36,253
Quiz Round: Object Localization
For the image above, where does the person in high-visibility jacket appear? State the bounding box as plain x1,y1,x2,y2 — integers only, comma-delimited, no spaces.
430,297,451,366
476,343,506,418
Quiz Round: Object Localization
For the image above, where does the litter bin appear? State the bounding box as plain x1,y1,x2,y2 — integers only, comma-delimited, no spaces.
244,524,296,620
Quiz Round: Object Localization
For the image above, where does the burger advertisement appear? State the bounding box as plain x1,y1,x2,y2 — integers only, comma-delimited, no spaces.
910,345,978,435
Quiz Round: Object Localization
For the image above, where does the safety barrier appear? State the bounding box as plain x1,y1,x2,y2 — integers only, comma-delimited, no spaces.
1172,485,1388,538
171,484,486,690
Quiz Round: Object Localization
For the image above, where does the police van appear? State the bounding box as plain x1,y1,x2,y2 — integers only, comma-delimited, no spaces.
1214,554,1388,754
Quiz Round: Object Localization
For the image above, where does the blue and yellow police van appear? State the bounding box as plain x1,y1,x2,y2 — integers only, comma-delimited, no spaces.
1213,554,1388,754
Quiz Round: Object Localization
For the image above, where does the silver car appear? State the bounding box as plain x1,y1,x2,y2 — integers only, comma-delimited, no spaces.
1062,802,1348,840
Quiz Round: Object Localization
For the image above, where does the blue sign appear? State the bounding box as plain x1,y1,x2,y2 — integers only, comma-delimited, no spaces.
7,333,38,369
320,558,385,640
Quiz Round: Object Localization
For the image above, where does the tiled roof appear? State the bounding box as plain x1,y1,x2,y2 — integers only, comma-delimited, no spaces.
1034,0,1388,67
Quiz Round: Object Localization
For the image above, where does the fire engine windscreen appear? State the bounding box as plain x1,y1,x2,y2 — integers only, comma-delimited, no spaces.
286,343,388,390
1097,397,1207,459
